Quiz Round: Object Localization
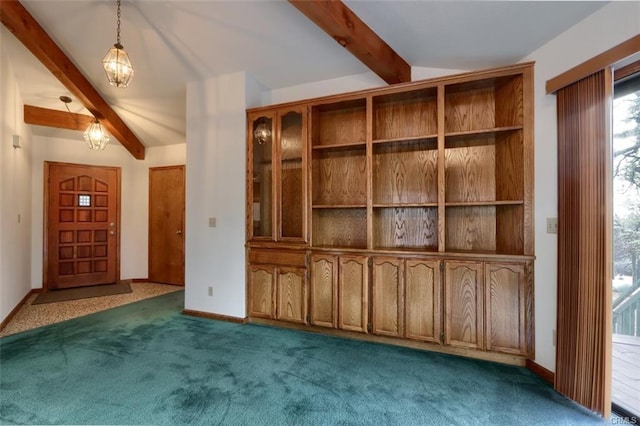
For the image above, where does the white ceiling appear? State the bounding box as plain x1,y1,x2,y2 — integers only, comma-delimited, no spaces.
2,1,608,150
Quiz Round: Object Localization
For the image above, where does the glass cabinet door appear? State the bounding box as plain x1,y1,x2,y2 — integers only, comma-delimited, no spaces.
251,115,274,238
279,109,304,239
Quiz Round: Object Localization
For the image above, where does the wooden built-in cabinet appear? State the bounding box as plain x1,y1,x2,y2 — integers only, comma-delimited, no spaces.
247,63,535,364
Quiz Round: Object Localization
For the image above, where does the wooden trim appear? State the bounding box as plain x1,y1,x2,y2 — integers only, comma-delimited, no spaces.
183,309,248,324
250,316,526,366
0,289,41,332
526,359,554,385
614,59,640,81
0,1,145,159
131,278,150,283
247,62,536,114
546,34,640,94
24,105,94,132
288,0,411,84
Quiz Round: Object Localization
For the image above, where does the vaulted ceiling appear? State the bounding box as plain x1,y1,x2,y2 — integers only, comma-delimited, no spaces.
1,1,607,153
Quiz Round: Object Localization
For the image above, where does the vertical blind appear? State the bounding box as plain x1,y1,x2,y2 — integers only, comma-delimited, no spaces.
555,69,613,417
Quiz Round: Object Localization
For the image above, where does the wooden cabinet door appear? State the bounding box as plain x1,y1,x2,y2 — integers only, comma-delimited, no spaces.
444,261,484,350
277,267,307,324
310,254,338,328
372,257,404,337
249,265,275,318
405,259,441,343
338,256,369,333
485,262,527,355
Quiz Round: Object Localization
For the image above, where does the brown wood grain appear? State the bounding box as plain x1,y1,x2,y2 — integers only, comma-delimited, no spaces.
310,254,338,328
338,256,368,332
405,259,441,343
312,147,367,206
373,207,438,250
445,206,496,253
496,205,524,255
24,105,93,131
372,257,404,337
249,265,275,319
445,261,483,350
445,136,496,203
312,101,367,146
312,208,367,248
445,83,495,133
484,262,526,355
373,89,438,140
277,267,307,324
373,139,438,204
249,249,306,267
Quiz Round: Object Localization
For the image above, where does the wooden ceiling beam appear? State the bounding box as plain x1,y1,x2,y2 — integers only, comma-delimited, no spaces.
24,105,94,132
1,1,145,159
288,0,411,85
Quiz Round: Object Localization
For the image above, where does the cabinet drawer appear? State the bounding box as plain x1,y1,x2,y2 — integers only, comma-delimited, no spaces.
249,249,306,267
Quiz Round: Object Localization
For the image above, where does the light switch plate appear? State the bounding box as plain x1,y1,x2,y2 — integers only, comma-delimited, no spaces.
546,217,558,234
208,217,216,228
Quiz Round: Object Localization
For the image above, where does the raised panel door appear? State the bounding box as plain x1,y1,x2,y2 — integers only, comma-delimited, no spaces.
338,256,368,333
310,254,338,328
277,267,307,324
249,265,275,318
372,257,404,337
405,259,441,343
485,262,527,355
445,261,484,350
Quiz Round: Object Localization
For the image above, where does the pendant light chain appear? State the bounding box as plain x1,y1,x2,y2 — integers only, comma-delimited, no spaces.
116,0,121,46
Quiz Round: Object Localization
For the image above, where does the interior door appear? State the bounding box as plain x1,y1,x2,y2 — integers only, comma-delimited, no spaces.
149,165,185,285
45,162,120,289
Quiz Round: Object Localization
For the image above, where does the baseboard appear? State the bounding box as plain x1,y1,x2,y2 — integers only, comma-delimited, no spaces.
526,359,555,384
0,289,41,332
183,309,248,324
131,278,149,283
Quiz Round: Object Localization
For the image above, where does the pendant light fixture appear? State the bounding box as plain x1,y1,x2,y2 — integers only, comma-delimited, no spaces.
102,0,134,88
84,119,111,150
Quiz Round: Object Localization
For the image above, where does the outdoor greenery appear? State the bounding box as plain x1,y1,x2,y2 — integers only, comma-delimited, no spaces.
613,93,640,297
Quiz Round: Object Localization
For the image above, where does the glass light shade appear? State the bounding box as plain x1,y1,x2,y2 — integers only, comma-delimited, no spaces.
84,120,110,151
102,43,134,88
253,121,271,145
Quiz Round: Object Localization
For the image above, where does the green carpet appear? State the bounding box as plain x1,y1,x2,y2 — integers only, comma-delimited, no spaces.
1,291,605,425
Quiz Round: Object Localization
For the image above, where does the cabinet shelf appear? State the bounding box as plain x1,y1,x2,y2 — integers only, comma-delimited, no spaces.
445,125,523,140
312,141,366,150
313,204,367,209
445,200,523,207
374,203,438,208
373,135,437,146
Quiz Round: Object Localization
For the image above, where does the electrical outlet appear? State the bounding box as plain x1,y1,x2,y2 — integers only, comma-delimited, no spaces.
208,286,213,297
546,217,558,234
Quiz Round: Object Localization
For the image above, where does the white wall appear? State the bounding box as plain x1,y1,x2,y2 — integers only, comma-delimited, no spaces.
30,138,185,289
185,72,260,318
0,43,33,323
525,1,640,372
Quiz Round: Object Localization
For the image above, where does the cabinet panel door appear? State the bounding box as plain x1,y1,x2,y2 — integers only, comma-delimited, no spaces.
338,256,369,333
405,259,441,343
372,257,404,337
485,262,526,355
249,265,275,318
248,113,275,239
277,267,307,324
445,261,483,349
310,254,337,328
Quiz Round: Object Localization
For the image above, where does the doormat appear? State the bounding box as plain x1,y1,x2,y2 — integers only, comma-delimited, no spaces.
32,283,132,305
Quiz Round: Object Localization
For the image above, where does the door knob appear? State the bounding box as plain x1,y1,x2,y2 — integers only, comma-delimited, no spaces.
176,230,183,235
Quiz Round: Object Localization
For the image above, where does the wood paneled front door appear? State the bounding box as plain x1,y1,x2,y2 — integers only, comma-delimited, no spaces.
149,165,185,286
45,162,120,289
